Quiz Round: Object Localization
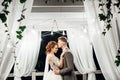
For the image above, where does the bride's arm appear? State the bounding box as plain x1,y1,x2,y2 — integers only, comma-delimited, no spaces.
58,56,64,68
58,53,64,68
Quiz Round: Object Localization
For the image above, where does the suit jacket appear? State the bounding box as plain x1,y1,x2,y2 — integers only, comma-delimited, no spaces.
60,50,77,80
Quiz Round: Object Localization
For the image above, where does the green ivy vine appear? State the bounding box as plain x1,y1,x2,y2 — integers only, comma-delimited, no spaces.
98,0,120,66
0,0,27,40
0,0,27,62
98,0,120,35
0,0,12,39
16,4,26,40
115,49,120,66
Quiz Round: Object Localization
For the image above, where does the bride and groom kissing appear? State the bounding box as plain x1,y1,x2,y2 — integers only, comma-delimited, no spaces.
43,36,77,80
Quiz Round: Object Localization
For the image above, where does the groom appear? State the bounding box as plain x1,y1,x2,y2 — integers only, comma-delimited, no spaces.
54,36,77,80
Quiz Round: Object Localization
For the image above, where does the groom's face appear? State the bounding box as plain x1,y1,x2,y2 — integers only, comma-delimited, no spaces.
58,40,64,48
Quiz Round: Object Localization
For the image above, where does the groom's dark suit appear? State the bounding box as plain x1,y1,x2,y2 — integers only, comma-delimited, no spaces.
59,49,77,80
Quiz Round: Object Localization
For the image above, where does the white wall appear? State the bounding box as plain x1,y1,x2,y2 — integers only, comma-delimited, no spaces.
26,12,88,31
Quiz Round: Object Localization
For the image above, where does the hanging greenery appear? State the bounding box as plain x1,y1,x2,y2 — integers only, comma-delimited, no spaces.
16,4,27,40
115,49,120,66
98,0,120,66
98,0,120,35
99,0,113,35
0,0,27,63
20,0,27,3
0,0,12,39
0,0,27,40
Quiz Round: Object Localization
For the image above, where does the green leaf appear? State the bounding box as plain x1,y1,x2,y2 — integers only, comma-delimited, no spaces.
4,23,8,27
4,3,9,9
99,3,104,7
17,34,23,40
102,31,106,36
115,55,120,66
7,33,10,36
0,13,7,23
107,19,111,23
118,50,120,53
19,26,26,32
106,1,111,9
22,8,27,12
100,8,104,11
21,14,25,19
115,60,120,66
16,41,19,44
99,13,107,21
17,14,25,22
3,9,10,15
116,55,120,60
16,31,22,34
17,18,23,22
106,24,112,31
1,0,6,6
107,11,113,19
114,3,120,7
5,30,8,32
8,0,12,3
19,0,27,3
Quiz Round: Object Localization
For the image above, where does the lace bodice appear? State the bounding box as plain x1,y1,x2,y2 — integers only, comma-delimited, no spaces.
48,54,60,70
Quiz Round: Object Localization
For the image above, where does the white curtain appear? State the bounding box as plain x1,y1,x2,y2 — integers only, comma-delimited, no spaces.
14,29,41,80
0,0,34,80
0,40,15,80
0,1,23,80
84,0,120,80
67,28,96,80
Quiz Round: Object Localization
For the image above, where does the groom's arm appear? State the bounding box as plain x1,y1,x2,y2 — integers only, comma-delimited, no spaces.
59,52,74,75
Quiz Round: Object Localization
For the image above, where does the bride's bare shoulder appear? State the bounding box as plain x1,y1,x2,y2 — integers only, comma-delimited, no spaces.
47,54,54,63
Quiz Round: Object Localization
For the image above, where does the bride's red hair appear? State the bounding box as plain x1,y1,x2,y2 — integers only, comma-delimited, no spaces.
45,41,57,54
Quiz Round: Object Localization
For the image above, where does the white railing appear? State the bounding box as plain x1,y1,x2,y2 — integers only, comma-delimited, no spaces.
8,70,102,80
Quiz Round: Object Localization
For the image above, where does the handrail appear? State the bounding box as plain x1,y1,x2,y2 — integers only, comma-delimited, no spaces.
8,70,102,78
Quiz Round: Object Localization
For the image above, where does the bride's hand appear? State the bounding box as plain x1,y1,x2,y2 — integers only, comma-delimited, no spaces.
60,52,64,59
54,69,60,75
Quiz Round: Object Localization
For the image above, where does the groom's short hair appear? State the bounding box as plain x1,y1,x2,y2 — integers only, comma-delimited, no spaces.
58,36,67,43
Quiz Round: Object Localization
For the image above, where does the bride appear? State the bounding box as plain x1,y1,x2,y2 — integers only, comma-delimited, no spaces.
43,41,64,80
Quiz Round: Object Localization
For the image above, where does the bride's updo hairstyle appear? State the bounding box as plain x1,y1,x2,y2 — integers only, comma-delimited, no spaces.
45,41,57,54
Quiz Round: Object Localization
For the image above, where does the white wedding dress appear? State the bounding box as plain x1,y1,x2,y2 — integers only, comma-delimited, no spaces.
43,54,62,80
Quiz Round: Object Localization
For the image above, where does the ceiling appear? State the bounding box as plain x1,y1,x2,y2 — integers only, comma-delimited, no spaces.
29,0,87,29
31,0,84,12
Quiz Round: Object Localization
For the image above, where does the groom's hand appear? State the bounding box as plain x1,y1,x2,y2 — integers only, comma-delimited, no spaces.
54,69,60,75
